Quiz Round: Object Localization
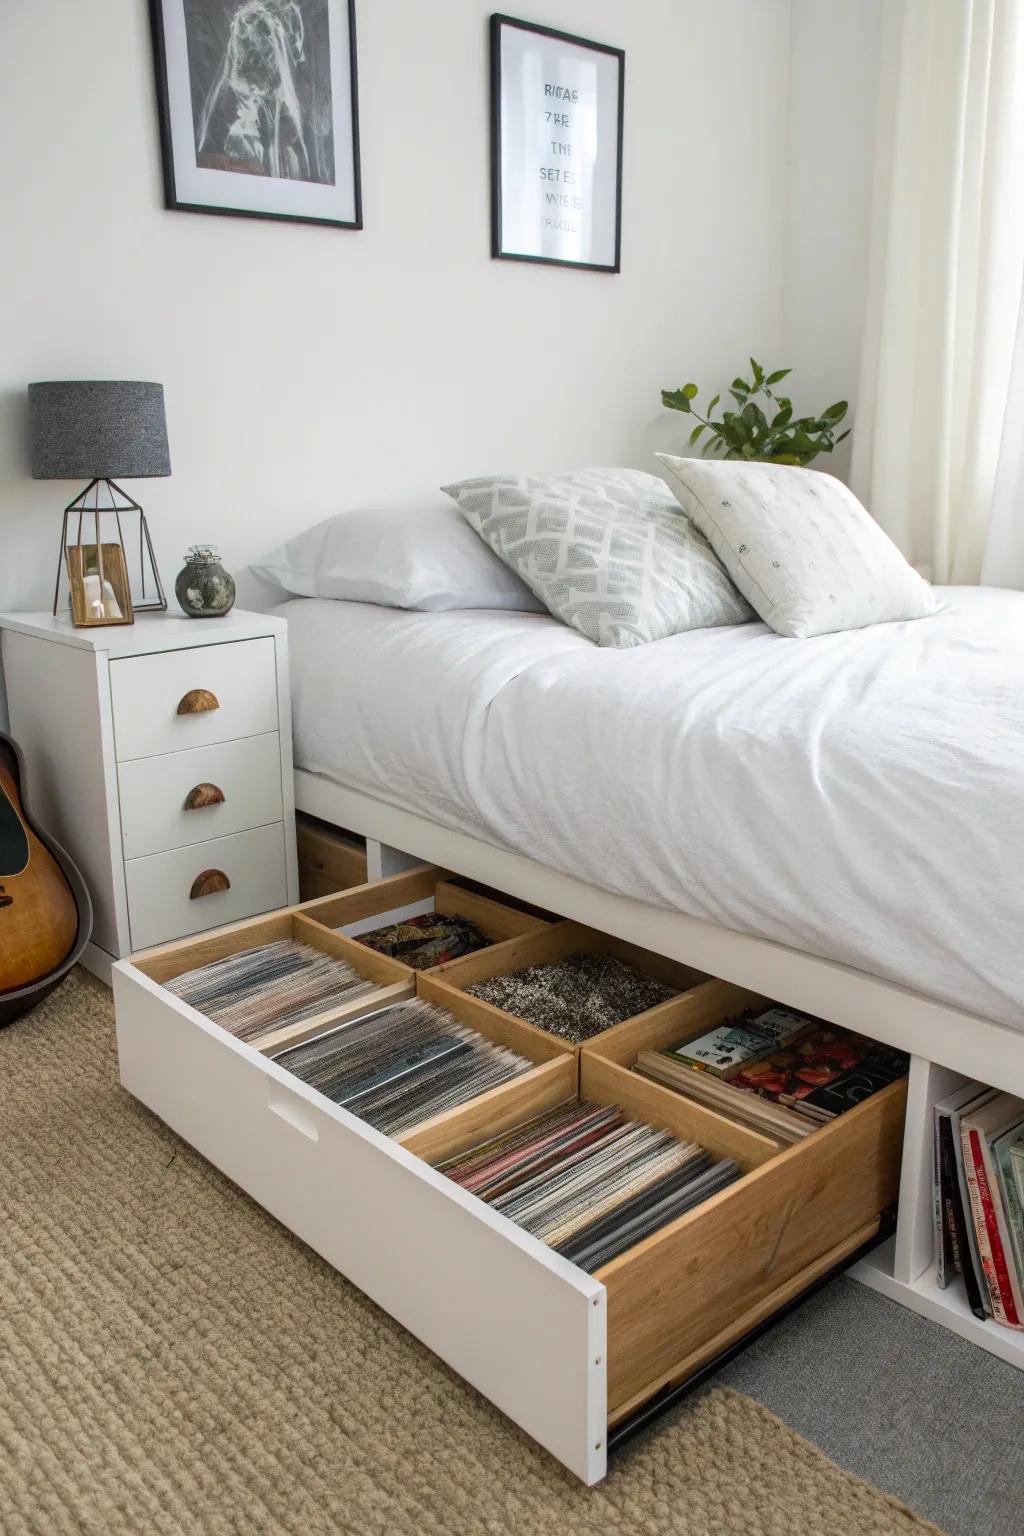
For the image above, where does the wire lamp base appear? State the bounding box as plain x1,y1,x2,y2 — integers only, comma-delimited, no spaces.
53,477,167,617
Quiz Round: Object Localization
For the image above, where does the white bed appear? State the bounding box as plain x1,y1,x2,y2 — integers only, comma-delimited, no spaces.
277,586,1024,1033
278,584,1024,1368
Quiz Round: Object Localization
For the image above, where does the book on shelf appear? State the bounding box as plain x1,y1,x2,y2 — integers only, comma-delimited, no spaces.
960,1093,1024,1329
933,1083,997,1318
1011,1141,1024,1230
992,1119,1024,1289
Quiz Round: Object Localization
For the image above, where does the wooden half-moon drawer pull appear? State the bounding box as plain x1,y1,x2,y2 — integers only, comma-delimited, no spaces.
189,869,231,900
177,688,220,715
183,782,225,811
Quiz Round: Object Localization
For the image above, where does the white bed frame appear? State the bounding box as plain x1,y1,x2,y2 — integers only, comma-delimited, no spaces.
295,767,1024,1373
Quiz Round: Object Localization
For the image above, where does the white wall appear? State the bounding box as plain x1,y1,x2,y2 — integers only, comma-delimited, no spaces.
783,0,884,480
0,0,793,617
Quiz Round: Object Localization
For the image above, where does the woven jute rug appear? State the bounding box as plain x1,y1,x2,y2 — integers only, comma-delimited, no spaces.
1,970,944,1536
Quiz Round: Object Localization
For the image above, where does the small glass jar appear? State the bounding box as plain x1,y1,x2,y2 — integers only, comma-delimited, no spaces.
174,545,236,618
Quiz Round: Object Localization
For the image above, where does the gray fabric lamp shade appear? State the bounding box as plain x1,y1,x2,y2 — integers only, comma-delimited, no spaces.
29,381,171,480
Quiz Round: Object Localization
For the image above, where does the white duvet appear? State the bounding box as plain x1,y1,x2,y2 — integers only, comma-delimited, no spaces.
278,589,1024,1029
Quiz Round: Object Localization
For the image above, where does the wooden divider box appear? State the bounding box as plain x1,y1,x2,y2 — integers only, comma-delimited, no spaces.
423,920,707,1051
579,977,908,1421
298,865,550,975
114,909,906,1484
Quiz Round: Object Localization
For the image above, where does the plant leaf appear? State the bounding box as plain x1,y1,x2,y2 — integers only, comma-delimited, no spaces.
707,393,721,413
689,422,707,445
683,382,699,400
765,367,791,385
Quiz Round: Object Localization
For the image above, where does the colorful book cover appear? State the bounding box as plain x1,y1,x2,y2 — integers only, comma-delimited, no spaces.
1011,1141,1024,1222
963,1095,1024,1324
792,1051,909,1120
936,1083,996,1318
992,1118,1024,1287
733,1026,881,1103
967,1126,1022,1327
962,1123,1006,1322
661,1006,815,1080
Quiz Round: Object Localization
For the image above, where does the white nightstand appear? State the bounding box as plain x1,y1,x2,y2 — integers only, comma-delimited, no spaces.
0,609,299,980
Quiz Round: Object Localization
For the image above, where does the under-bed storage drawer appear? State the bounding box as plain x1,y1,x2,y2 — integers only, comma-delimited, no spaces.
113,919,905,1485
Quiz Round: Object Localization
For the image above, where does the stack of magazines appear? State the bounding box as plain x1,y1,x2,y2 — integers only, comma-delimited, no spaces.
438,1101,740,1272
166,940,378,1043
934,1083,1024,1330
273,997,534,1137
636,1005,909,1145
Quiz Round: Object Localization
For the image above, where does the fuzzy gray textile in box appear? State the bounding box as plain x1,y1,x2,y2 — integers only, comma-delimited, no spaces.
467,953,676,1043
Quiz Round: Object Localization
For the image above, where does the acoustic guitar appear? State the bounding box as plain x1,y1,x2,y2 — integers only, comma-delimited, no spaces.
0,738,78,994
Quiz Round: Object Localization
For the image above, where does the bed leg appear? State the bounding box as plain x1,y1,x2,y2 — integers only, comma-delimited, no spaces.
365,838,427,882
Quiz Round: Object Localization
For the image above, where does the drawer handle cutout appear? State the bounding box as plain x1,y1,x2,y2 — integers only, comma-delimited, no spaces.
177,688,220,715
189,868,231,900
267,1085,321,1142
183,782,225,811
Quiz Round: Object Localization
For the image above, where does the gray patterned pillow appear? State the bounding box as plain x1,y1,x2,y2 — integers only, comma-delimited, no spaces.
441,468,752,647
655,455,940,639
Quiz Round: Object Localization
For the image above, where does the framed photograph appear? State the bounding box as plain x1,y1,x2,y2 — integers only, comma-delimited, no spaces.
149,0,362,229
490,14,624,273
66,545,135,628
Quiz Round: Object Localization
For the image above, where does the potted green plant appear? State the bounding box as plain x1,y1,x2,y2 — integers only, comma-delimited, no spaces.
661,359,849,466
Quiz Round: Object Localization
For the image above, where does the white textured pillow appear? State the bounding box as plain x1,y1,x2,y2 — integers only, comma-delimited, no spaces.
251,495,544,612
656,455,940,639
441,468,752,647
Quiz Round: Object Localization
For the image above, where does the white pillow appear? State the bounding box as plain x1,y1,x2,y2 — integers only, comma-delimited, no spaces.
251,495,544,612
655,455,940,639
441,468,752,647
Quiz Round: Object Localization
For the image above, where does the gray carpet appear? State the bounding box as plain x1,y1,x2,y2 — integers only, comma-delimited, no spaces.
707,1274,1024,1536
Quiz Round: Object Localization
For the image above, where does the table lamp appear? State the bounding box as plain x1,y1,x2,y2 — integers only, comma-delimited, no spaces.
29,380,170,620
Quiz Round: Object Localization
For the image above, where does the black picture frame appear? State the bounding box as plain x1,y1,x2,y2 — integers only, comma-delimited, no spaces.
149,0,362,230
490,14,624,273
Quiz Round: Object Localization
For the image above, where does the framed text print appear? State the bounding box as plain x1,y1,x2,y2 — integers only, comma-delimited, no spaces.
150,0,362,229
490,14,623,272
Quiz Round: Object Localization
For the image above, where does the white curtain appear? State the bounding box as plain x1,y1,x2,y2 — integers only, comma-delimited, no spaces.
851,0,1024,585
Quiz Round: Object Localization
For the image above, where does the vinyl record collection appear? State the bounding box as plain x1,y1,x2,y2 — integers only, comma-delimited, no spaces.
636,1006,909,1146
165,940,378,1043
438,1101,741,1272
273,997,534,1136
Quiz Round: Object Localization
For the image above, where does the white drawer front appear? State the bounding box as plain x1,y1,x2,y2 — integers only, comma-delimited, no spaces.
112,961,605,1483
110,637,277,762
118,733,283,859
125,823,288,950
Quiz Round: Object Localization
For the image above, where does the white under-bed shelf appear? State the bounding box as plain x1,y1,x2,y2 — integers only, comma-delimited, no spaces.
852,1237,1024,1371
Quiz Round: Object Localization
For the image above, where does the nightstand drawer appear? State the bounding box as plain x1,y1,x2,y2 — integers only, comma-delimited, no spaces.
110,638,278,761
125,823,288,950
118,734,284,859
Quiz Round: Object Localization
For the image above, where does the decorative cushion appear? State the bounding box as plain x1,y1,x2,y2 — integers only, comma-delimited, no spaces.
251,496,544,613
655,455,941,639
441,468,752,647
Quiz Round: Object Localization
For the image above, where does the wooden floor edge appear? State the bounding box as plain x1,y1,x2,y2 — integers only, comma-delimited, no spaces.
606,1216,882,1426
